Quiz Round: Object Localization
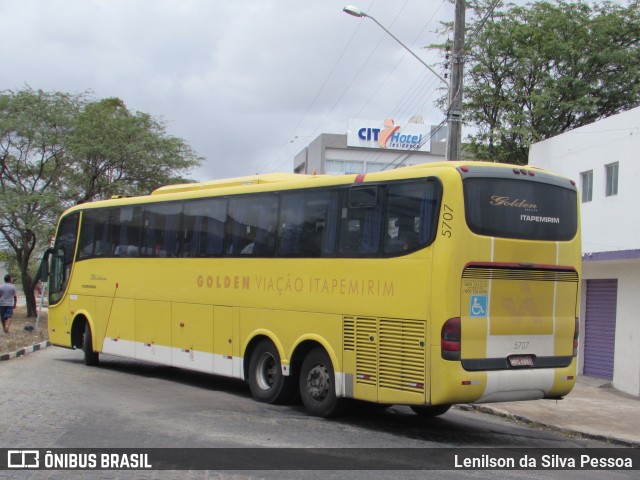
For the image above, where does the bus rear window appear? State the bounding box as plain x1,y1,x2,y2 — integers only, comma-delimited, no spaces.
463,178,578,241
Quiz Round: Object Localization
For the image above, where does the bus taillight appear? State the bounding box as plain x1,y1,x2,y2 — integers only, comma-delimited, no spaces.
441,317,461,360
573,317,579,357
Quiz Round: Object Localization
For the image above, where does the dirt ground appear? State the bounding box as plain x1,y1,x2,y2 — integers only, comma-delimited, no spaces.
0,306,48,355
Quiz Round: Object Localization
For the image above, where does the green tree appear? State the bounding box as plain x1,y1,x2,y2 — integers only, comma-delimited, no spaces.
458,0,640,163
0,87,202,317
0,88,79,317
66,97,201,203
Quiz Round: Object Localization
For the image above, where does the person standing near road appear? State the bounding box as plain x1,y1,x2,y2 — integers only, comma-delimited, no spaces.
0,274,17,334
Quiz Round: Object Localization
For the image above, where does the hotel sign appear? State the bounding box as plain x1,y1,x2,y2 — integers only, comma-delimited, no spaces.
347,118,431,152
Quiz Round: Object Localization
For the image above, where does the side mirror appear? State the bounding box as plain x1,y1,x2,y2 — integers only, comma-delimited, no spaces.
39,248,53,282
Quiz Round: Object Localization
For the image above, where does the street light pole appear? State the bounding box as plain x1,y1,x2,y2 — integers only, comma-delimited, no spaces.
343,4,465,161
342,6,449,88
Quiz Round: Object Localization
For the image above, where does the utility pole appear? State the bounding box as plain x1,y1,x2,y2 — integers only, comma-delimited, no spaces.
446,0,466,161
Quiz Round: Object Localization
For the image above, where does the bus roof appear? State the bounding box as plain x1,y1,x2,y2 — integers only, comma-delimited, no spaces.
148,162,473,198
61,161,571,215
151,172,327,196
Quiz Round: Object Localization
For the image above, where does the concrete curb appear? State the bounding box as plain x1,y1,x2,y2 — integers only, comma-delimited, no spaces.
0,340,51,361
456,404,640,448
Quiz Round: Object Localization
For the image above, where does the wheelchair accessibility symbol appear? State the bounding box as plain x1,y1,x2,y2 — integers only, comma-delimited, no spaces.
470,295,487,317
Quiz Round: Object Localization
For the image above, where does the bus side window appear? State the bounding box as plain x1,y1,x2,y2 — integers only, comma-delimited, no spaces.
384,180,440,254
183,198,226,257
78,209,110,260
278,190,339,257
141,202,183,257
226,195,277,256
112,207,143,257
339,187,383,255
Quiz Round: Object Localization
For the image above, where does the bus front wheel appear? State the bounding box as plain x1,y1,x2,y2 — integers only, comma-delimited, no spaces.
299,348,346,417
83,323,99,366
248,339,295,404
410,404,451,417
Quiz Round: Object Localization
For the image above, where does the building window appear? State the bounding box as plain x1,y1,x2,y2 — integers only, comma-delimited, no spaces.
605,162,619,197
365,162,386,173
580,170,593,203
325,160,364,175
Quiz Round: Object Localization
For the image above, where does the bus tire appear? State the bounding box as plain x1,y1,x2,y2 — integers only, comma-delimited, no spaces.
83,323,100,366
410,404,451,417
248,339,295,404
299,347,346,417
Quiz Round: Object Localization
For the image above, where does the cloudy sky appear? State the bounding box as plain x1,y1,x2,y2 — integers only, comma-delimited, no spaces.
2,0,455,181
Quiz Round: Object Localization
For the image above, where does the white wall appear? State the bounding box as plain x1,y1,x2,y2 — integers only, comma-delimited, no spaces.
580,260,640,397
530,107,640,396
530,107,640,253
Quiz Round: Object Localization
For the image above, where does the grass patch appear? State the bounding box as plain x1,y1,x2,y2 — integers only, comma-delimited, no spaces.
0,306,48,355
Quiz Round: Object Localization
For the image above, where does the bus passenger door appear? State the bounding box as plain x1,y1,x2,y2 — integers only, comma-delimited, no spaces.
47,296,74,348
172,303,214,373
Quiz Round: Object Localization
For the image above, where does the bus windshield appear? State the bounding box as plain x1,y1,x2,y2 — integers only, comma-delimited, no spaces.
463,177,578,241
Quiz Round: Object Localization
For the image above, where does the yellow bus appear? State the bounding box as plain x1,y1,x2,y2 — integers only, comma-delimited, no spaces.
43,161,581,417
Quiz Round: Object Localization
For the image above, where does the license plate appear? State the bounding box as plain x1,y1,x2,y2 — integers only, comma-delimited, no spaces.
509,355,534,367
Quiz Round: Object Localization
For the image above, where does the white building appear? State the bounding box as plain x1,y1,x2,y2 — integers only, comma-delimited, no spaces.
529,107,640,397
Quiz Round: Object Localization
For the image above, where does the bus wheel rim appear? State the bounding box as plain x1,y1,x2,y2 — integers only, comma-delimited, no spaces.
306,364,330,401
256,352,277,391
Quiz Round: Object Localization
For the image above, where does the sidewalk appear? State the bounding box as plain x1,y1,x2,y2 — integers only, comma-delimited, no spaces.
461,376,640,447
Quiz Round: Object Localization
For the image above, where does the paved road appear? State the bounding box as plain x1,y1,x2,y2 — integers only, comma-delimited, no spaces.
0,348,635,479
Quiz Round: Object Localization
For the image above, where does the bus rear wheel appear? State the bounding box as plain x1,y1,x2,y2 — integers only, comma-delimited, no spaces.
299,347,346,417
83,323,100,366
248,339,295,404
410,404,451,417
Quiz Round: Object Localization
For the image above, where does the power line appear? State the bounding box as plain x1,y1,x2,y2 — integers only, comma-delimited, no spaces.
271,1,452,171
269,8,372,170
303,1,412,141
355,0,448,121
